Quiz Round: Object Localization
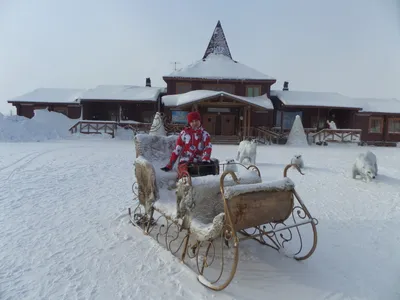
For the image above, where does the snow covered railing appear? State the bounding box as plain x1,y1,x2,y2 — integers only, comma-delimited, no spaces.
247,127,280,144
69,121,117,137
69,120,152,137
312,128,362,144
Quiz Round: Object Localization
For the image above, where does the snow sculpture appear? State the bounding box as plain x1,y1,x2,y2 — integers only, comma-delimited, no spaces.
286,115,309,146
236,139,257,165
327,120,337,130
352,151,378,182
290,155,304,169
224,158,238,172
149,112,166,136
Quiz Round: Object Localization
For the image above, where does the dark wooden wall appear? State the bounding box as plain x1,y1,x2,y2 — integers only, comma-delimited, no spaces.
13,103,81,119
81,101,157,122
355,113,400,143
164,79,275,98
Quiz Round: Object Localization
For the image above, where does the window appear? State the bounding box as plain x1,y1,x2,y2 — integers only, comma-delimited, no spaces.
368,117,383,133
388,118,400,133
202,84,235,94
311,116,327,129
142,111,155,123
246,85,261,97
276,111,303,130
176,83,192,94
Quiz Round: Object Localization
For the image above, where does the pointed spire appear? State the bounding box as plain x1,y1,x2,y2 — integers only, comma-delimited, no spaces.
203,20,233,60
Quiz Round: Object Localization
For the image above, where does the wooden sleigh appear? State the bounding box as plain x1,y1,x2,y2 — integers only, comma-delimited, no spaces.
129,133,318,291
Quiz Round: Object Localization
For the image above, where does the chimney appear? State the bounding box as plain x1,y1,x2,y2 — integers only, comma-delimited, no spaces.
283,81,289,91
146,77,151,87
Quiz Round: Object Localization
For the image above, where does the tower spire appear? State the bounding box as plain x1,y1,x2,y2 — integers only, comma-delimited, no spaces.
203,20,233,60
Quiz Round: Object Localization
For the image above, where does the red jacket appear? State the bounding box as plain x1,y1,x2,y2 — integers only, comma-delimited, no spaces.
167,126,212,168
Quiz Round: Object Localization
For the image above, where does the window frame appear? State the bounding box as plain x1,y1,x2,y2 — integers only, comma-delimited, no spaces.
246,85,261,97
175,82,192,94
388,117,400,134
368,117,383,134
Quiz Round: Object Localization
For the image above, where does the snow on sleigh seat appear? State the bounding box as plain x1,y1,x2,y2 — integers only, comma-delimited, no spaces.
157,165,263,241
133,133,179,212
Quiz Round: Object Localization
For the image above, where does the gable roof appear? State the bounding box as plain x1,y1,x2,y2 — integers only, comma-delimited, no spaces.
165,54,275,81
270,90,362,109
78,85,164,102
354,97,400,114
8,88,84,104
203,20,232,60
162,89,273,110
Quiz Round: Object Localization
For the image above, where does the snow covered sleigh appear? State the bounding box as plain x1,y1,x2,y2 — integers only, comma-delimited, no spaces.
129,133,318,291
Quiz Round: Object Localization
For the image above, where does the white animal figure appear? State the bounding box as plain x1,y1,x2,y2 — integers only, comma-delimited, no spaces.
290,154,304,169
327,120,338,130
352,151,378,182
236,139,257,165
224,158,238,172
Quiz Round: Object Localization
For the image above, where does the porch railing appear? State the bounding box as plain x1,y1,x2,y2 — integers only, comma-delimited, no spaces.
312,128,362,143
69,121,117,137
69,120,152,137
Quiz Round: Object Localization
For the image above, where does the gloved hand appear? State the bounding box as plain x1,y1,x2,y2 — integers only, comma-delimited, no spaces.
161,165,171,172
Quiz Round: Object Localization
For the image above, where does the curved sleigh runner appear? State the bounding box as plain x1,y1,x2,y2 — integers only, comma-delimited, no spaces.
129,133,318,291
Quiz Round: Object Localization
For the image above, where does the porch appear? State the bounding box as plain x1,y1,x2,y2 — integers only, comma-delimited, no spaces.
162,90,275,143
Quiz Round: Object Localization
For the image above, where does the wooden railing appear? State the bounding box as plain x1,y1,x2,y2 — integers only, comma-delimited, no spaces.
69,120,152,138
246,127,281,144
312,129,362,144
69,121,117,137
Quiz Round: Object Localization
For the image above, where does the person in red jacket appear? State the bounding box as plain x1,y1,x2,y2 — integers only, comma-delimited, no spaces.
161,111,212,178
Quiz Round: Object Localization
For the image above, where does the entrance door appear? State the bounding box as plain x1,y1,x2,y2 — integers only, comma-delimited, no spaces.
202,114,217,135
221,114,236,135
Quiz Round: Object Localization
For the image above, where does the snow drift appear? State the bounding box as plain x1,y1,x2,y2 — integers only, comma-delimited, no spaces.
0,110,77,142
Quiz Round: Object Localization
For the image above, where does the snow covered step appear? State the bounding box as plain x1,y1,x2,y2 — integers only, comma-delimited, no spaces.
211,135,240,145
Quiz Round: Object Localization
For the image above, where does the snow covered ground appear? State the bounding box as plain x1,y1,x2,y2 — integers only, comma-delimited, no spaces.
1,139,399,300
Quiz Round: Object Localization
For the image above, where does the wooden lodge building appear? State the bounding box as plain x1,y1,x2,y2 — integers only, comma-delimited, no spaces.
7,21,400,145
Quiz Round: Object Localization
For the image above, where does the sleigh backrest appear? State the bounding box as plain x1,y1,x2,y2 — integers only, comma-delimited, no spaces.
222,177,295,231
134,133,179,166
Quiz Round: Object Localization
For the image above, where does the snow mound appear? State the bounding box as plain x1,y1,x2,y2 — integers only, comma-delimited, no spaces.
0,110,77,142
286,115,309,146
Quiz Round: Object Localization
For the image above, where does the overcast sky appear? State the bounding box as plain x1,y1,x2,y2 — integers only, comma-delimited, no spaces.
1,0,399,114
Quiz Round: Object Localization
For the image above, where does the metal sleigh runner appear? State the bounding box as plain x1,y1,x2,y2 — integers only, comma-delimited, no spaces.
129,133,319,291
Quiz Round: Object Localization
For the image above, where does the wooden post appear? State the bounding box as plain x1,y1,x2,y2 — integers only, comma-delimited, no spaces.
244,107,247,138
247,106,251,137
317,108,320,130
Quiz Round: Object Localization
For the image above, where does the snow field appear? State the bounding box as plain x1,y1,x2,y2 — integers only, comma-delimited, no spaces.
0,140,399,299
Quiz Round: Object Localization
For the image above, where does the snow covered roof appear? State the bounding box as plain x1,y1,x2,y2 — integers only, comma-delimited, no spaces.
203,20,232,60
165,54,275,81
270,90,362,109
162,90,273,110
78,85,164,102
354,97,400,114
8,88,84,104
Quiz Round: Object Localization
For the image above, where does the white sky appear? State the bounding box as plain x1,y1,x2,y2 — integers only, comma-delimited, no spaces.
1,0,399,114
